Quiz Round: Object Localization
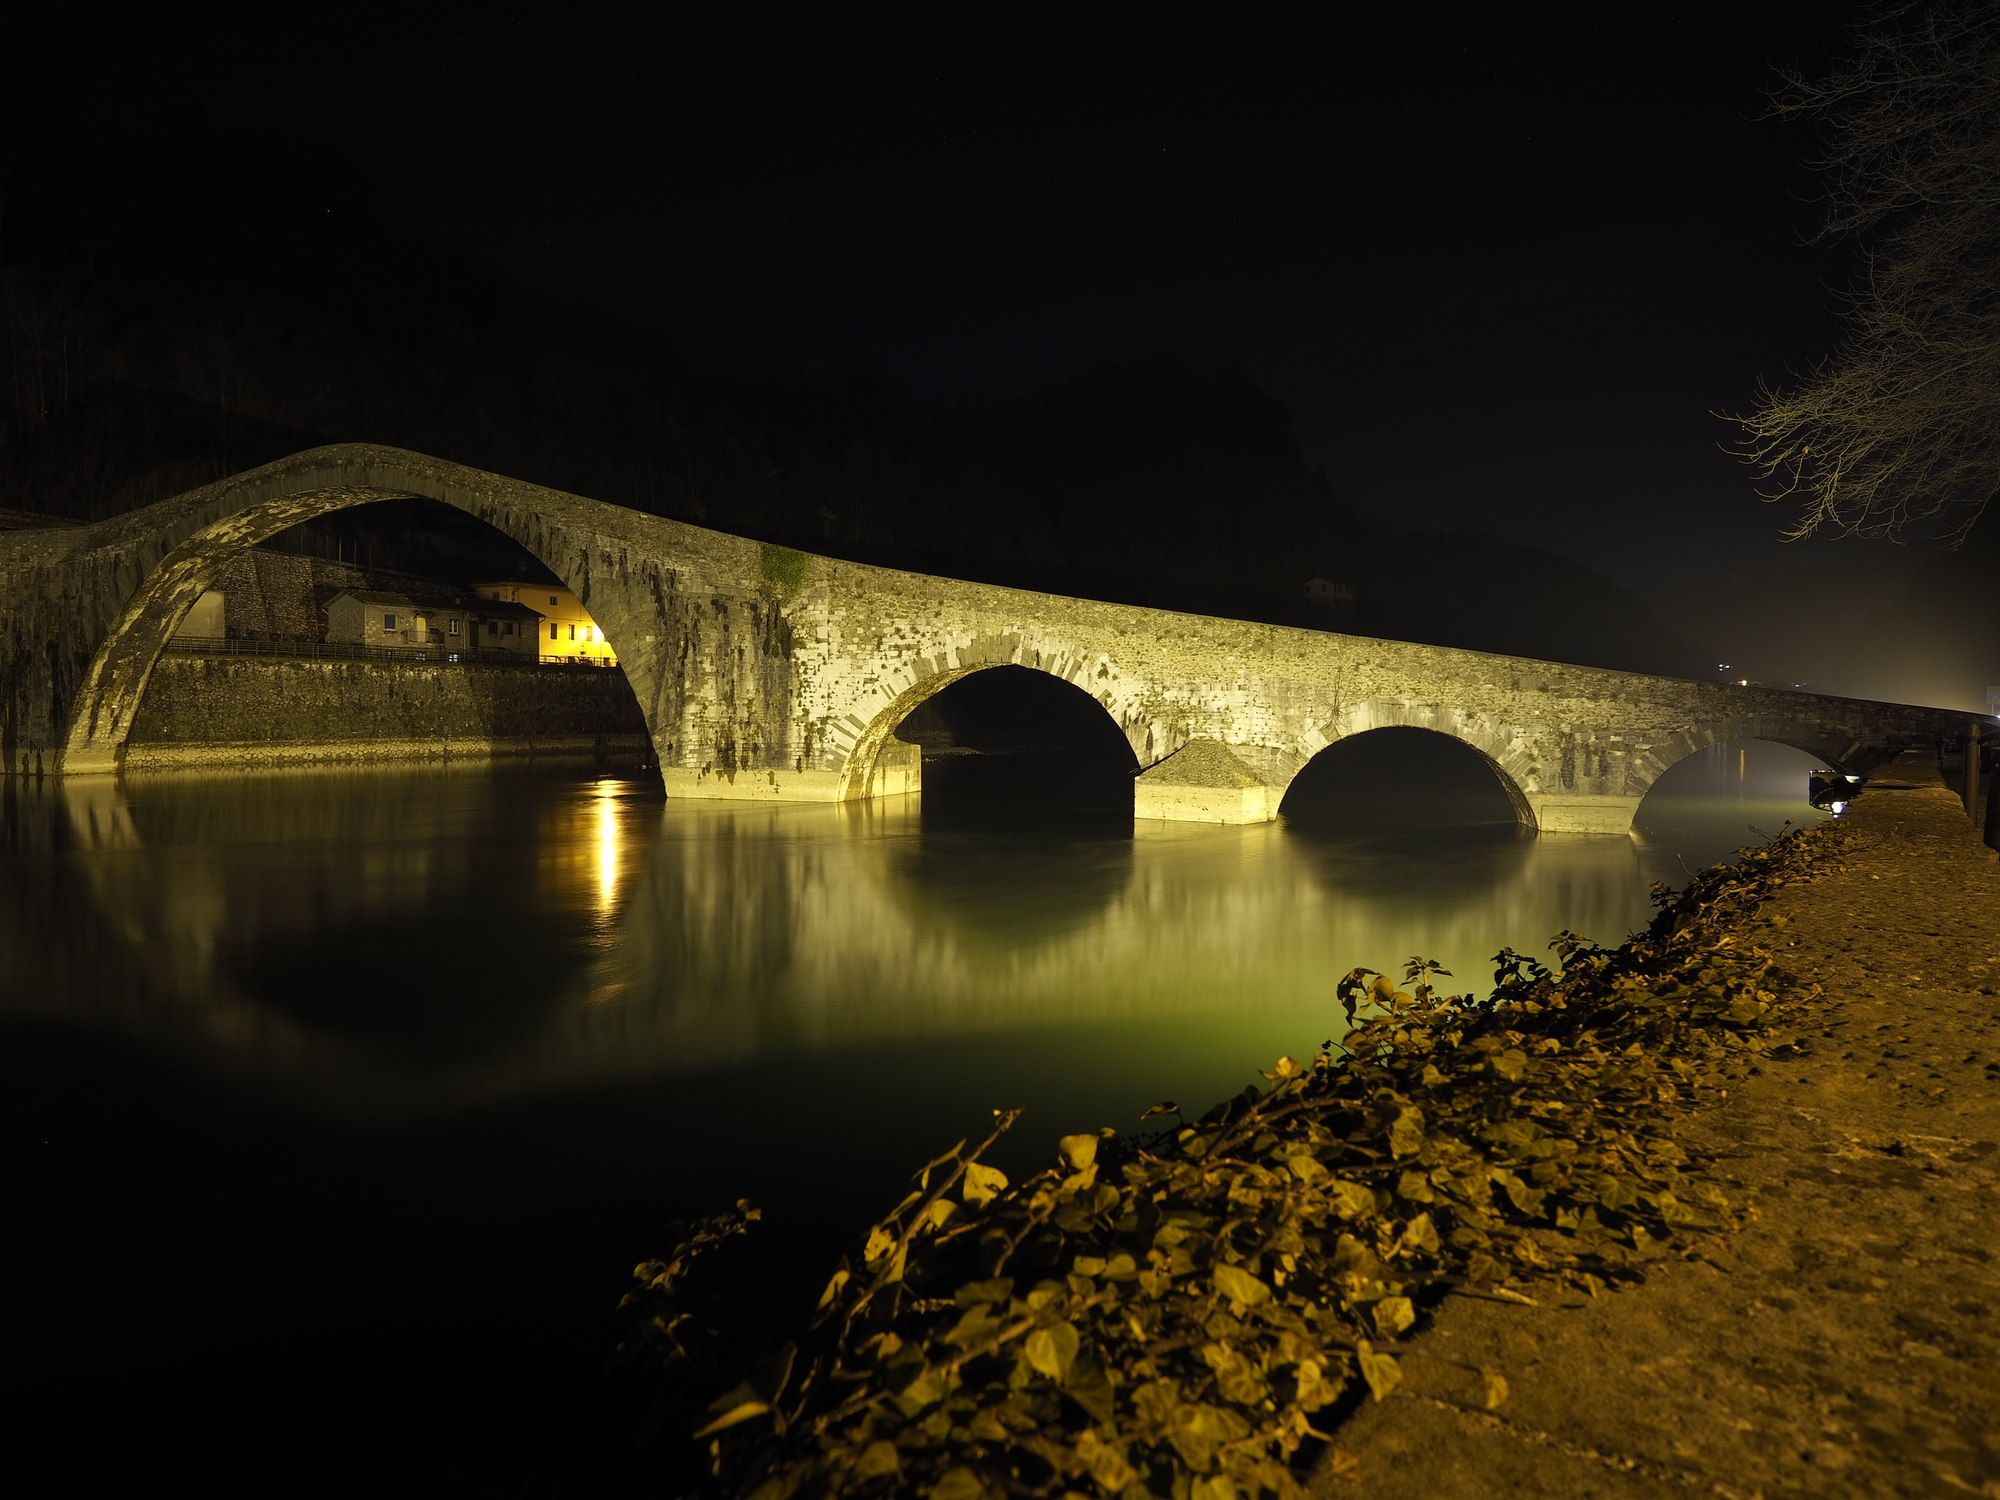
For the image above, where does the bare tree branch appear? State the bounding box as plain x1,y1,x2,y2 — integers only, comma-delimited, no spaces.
1731,2,2000,543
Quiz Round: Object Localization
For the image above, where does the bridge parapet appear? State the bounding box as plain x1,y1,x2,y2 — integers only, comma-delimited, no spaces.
0,444,1979,834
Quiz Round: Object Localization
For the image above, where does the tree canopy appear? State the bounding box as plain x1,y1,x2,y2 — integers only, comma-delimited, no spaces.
1734,3,2000,544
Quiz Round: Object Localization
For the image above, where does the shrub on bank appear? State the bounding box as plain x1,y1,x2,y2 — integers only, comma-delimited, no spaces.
619,823,1842,1500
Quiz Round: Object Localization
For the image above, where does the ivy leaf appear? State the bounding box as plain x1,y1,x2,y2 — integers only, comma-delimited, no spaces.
1328,1180,1376,1218
954,1277,1014,1306
1168,1403,1250,1472
853,1441,902,1479
1389,1106,1427,1157
1065,1355,1118,1422
1024,1321,1080,1382
1356,1339,1403,1402
1212,1263,1271,1306
692,1399,770,1438
1058,1134,1099,1171
1074,1427,1136,1490
928,1468,989,1500
944,1305,1009,1348
1400,1211,1442,1253
961,1161,1008,1207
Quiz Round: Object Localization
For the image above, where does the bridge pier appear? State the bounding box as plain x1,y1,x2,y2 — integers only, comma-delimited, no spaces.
1133,740,1278,825
1525,793,1645,835
660,741,923,804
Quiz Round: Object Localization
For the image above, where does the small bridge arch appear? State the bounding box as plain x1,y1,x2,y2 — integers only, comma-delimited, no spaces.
1279,699,1539,826
835,651,1160,803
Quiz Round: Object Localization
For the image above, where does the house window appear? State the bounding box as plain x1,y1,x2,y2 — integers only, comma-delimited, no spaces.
549,596,559,606
568,624,576,641
487,621,499,636
504,622,515,636
550,623,559,640
449,618,461,635
383,613,397,630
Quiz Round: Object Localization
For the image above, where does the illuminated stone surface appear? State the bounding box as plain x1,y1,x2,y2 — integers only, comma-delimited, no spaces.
0,444,1971,830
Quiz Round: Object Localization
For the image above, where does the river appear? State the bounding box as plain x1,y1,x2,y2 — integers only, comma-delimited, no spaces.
0,738,1827,1493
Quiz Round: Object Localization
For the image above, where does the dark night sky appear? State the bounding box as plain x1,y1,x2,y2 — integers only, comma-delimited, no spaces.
3,3,1861,587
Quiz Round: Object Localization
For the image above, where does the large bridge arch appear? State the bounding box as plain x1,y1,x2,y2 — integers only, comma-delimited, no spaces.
27,448,692,776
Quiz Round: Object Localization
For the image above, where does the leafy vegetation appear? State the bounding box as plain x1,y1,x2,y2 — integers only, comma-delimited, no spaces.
760,545,811,600
619,822,1844,1499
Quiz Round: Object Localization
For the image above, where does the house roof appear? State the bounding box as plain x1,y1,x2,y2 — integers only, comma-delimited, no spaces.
476,580,571,595
328,589,543,619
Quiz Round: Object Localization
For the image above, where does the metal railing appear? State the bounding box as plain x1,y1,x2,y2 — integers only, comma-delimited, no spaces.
160,636,612,670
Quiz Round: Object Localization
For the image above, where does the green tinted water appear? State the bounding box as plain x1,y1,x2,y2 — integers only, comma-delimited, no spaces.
0,744,1827,1490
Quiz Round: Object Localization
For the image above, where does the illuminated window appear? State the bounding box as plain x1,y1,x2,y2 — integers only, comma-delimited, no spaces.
449,618,461,635
383,613,396,630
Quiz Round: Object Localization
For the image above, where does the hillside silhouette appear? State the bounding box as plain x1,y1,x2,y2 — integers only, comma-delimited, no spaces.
0,98,1701,675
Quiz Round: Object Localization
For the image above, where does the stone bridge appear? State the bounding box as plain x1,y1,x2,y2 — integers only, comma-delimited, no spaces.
0,444,1973,832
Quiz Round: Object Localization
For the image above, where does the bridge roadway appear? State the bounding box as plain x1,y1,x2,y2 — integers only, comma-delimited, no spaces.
0,444,1973,832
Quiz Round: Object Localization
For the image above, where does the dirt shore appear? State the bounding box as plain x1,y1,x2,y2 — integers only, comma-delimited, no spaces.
1314,752,2000,1499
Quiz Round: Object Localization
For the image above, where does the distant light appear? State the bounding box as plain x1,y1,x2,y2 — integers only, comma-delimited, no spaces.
1829,801,1846,815
1738,679,1749,686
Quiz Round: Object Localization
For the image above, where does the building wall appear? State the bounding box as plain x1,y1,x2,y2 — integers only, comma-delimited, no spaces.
219,550,363,640
124,653,652,768
480,580,617,664
171,590,225,639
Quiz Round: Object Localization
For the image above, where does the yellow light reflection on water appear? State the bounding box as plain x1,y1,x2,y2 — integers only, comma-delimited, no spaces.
592,778,622,919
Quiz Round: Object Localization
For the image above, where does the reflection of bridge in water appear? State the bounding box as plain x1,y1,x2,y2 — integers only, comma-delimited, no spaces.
3,774,1678,1122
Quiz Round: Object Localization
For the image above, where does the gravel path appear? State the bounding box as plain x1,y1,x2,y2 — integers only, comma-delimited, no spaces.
1314,751,2000,1499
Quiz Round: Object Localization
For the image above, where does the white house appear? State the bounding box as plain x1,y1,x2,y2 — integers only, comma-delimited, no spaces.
324,590,543,657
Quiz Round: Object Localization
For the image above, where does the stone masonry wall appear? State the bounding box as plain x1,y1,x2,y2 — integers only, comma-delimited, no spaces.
0,445,1974,827
124,654,649,766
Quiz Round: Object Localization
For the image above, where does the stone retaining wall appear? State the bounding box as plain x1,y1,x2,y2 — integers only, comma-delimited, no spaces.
125,653,650,767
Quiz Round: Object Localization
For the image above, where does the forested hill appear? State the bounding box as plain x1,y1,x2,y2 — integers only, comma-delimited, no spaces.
0,99,1702,677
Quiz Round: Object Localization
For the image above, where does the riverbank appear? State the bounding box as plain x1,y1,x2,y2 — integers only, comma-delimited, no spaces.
624,764,1865,1499
1317,751,2000,1498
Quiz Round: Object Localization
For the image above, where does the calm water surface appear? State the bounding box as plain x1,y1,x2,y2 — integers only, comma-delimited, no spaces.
0,744,1825,1491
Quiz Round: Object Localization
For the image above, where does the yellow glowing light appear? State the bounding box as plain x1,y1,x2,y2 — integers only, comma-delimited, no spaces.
593,779,622,916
